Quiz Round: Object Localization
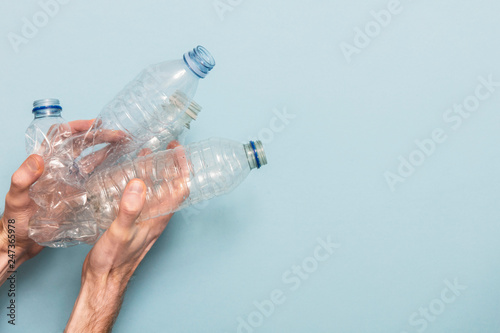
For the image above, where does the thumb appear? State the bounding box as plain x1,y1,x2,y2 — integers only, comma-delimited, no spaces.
9,154,44,196
115,179,146,229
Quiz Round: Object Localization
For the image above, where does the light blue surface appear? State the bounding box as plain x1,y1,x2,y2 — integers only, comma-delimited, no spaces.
1,0,500,332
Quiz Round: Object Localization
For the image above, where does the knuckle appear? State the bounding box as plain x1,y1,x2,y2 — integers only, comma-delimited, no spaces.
5,192,28,210
120,200,142,217
10,171,25,190
109,224,135,244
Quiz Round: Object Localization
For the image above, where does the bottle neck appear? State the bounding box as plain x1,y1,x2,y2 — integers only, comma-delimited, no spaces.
179,100,202,129
167,91,202,130
183,46,215,79
244,141,268,170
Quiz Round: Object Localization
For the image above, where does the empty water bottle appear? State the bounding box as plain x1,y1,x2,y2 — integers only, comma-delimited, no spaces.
76,45,215,177
86,138,267,229
98,93,202,167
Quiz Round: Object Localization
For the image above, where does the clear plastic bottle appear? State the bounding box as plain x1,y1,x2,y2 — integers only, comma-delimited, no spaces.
27,99,75,205
85,138,267,229
25,99,67,156
24,99,96,247
97,94,202,167
76,45,215,177
28,46,215,248
26,99,97,247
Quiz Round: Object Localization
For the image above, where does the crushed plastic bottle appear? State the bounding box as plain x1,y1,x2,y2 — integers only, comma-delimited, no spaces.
26,99,77,209
86,138,267,229
25,99,68,156
25,99,99,247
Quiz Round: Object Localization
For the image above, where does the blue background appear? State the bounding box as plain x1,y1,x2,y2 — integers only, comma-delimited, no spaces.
1,0,500,332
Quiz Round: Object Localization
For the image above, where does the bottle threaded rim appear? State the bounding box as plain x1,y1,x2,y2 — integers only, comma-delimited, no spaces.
32,98,62,115
183,45,216,79
244,140,268,170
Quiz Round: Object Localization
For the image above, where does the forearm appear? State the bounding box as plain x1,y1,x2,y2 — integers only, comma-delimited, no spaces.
65,271,130,333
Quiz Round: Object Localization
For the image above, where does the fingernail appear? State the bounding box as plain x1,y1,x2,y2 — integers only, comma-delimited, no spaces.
27,157,39,172
128,180,144,194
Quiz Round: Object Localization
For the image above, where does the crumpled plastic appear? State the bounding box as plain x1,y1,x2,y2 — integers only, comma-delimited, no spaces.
27,92,198,248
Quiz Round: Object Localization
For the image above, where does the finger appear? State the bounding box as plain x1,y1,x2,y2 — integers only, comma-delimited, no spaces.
8,155,44,197
77,147,113,175
46,123,72,147
115,179,146,229
38,123,70,154
173,145,190,179
72,129,129,158
167,140,181,150
37,120,96,156
137,148,152,157
92,129,130,145
67,119,96,134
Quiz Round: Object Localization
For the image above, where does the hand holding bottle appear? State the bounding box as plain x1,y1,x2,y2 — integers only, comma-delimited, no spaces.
86,138,267,229
0,154,45,283
65,174,186,332
27,118,131,247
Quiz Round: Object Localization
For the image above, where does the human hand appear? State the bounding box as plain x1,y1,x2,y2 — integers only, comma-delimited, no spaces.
0,119,125,275
87,140,190,230
0,154,45,284
38,118,130,177
65,141,188,332
28,119,131,245
84,140,188,279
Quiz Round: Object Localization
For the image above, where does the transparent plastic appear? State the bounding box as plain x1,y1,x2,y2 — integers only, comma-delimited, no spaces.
75,46,215,180
28,46,215,247
90,94,203,170
27,100,98,246
86,138,267,230
25,99,67,156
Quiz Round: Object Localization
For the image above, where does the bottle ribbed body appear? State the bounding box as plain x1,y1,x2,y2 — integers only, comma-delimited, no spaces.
77,61,201,176
86,138,251,229
98,61,198,138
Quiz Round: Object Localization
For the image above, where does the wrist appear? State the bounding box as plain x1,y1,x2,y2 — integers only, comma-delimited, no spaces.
0,234,29,285
82,266,131,294
0,216,38,261
65,266,131,333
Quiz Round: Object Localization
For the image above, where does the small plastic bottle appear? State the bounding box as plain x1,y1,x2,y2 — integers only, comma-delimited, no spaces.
26,99,98,247
86,138,267,229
